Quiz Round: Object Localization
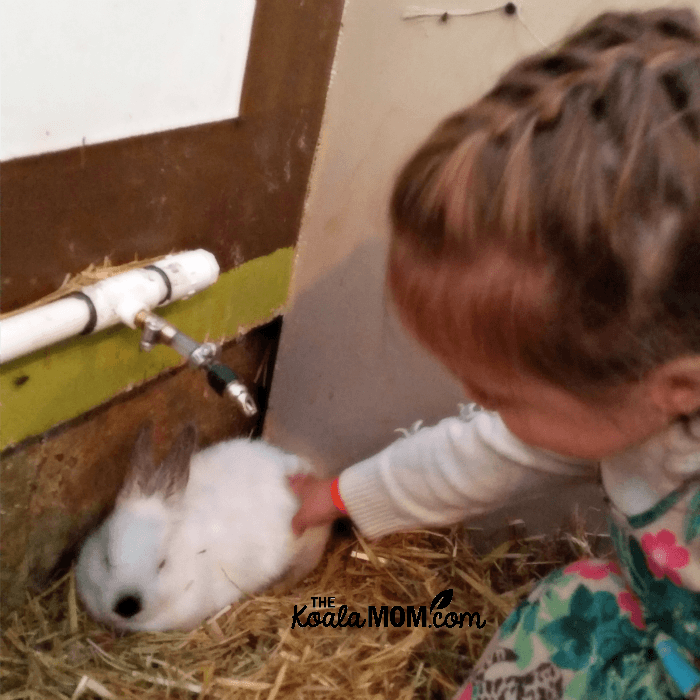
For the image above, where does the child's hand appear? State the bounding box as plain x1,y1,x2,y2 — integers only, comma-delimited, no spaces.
288,474,341,536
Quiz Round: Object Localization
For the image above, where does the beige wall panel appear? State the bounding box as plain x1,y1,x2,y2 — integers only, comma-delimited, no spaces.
265,0,698,536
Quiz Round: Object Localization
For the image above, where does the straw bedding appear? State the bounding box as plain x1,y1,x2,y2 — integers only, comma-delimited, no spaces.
1,519,605,700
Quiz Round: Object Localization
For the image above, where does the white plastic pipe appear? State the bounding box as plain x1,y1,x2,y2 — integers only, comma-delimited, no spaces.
0,250,219,365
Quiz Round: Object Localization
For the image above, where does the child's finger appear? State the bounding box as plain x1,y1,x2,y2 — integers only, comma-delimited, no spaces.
287,473,312,497
291,511,306,536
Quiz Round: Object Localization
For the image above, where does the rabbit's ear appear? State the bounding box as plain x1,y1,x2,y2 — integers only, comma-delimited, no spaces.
155,424,197,498
121,422,158,497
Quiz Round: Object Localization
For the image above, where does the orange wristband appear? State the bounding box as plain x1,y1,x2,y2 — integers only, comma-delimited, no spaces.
330,477,347,514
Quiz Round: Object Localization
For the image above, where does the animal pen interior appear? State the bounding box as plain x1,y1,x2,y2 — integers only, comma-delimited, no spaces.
0,0,674,698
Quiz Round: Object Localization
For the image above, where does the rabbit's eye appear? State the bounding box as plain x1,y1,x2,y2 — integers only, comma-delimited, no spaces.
158,559,167,571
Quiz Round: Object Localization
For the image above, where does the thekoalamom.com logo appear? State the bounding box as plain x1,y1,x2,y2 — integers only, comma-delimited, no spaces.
291,589,486,630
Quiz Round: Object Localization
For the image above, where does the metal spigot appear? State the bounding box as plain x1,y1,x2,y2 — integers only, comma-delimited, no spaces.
133,310,258,417
205,364,258,417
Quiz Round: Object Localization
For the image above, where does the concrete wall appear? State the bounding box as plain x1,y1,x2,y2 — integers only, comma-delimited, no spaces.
264,0,699,544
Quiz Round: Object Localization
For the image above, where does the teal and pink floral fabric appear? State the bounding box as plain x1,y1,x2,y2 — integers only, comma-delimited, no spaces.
452,480,700,700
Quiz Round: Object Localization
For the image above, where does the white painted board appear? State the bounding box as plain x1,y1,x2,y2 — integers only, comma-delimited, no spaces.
0,0,256,160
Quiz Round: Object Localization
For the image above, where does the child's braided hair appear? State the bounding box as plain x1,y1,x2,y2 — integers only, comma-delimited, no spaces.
389,8,700,394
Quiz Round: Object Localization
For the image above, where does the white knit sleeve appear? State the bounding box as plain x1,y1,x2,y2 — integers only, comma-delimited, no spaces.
337,409,598,539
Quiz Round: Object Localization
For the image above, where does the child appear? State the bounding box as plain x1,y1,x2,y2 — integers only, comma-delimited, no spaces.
290,8,700,699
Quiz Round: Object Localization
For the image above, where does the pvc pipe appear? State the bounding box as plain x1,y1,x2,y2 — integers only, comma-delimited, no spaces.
0,250,219,365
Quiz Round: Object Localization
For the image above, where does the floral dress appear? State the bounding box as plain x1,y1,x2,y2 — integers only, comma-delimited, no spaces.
453,420,700,700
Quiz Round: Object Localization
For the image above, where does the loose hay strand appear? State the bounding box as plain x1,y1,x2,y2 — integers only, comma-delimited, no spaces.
67,571,79,636
2,523,602,699
0,254,171,320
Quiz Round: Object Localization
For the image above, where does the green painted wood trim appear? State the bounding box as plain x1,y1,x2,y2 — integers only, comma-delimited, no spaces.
0,248,294,450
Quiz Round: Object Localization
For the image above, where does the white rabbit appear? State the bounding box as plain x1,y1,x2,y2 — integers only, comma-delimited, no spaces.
75,424,330,632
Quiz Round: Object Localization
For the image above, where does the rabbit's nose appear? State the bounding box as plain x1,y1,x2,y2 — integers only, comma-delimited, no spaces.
114,594,142,618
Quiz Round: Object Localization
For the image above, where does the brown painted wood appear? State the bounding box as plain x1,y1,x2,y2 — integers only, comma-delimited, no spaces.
1,0,344,313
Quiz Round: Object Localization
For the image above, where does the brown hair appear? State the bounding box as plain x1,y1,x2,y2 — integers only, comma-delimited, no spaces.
389,8,700,394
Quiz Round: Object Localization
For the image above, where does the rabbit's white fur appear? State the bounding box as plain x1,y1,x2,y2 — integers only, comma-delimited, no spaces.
76,427,329,632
